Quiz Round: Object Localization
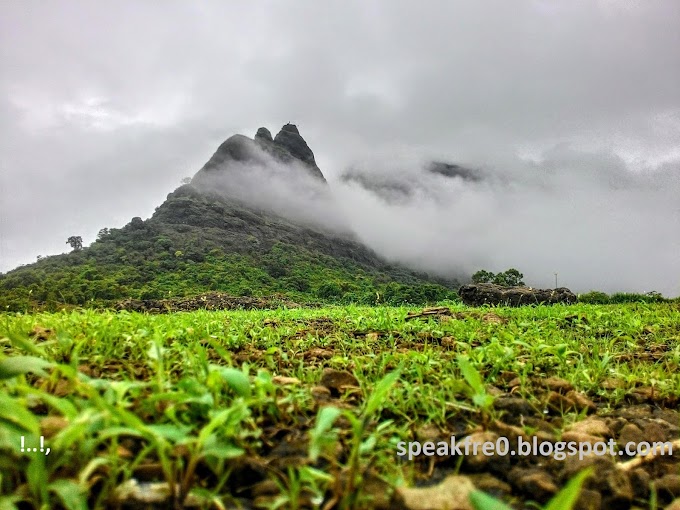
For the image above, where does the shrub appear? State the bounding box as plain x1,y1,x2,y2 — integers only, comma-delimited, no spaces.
317,282,343,299
578,291,610,304
471,270,495,284
610,292,665,304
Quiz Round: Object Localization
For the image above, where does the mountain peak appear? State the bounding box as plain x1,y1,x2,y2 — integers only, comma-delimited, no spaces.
272,124,321,178
280,123,300,134
255,127,273,142
195,123,326,183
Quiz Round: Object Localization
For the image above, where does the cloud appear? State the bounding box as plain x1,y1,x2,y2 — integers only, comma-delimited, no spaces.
330,146,680,297
184,132,680,297
0,0,678,296
191,138,352,235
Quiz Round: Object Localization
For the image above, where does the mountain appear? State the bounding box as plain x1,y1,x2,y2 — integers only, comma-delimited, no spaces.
0,124,458,311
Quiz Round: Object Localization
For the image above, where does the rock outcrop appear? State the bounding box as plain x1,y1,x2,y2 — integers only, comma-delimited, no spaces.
458,283,577,307
271,123,325,181
273,124,316,166
255,127,273,142
196,123,326,183
198,134,260,172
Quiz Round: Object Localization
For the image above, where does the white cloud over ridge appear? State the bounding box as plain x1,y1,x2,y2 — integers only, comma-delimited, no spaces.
331,147,680,296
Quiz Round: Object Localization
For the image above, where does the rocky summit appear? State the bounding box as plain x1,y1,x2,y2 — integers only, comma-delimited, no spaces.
254,127,273,142
195,123,326,183
271,123,325,181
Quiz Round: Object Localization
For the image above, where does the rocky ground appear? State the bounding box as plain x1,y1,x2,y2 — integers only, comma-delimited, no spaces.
115,292,305,313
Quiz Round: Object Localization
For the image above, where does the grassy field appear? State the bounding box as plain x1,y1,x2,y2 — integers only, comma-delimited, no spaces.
1,302,679,509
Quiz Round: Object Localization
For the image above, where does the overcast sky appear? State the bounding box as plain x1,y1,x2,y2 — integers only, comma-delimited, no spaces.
1,1,679,295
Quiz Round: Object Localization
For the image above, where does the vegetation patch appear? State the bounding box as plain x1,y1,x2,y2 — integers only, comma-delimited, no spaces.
1,302,679,509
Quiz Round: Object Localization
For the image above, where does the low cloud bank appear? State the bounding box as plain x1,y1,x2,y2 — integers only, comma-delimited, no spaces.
196,138,679,297
330,146,680,297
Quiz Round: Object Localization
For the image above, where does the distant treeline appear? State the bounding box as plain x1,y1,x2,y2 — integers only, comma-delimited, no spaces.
577,290,678,304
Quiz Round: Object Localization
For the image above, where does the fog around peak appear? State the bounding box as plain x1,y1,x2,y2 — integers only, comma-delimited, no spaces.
190,139,352,236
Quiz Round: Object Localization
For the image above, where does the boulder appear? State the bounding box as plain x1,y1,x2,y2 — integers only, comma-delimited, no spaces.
458,283,577,307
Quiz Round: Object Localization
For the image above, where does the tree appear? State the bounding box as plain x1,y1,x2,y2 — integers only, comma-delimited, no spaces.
96,228,110,241
66,236,83,252
180,177,192,185
493,268,525,287
471,270,495,284
471,268,525,287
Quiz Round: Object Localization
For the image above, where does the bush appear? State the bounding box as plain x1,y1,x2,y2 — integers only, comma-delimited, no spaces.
238,286,253,297
285,276,310,292
610,292,665,304
578,291,610,304
578,291,668,304
317,282,343,299
471,270,495,284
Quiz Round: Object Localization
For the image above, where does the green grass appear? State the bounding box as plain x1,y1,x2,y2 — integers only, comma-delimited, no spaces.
1,302,679,509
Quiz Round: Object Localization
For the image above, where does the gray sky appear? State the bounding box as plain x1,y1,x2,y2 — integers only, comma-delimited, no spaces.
1,1,679,295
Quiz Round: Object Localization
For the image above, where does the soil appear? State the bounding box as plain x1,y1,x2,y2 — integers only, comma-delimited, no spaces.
114,292,306,313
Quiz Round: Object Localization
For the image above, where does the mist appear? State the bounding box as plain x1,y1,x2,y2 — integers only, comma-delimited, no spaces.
331,147,680,297
190,141,354,235
188,134,680,297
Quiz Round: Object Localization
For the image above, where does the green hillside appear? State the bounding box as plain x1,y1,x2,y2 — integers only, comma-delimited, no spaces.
0,183,457,311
